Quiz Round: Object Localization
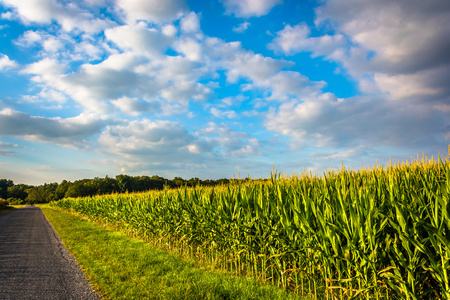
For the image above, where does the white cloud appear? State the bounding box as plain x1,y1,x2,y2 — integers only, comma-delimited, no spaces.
203,37,327,102
105,22,171,57
249,70,326,101
174,37,203,61
111,96,160,116
22,87,68,104
22,57,66,80
270,23,310,54
0,0,56,23
98,119,200,166
0,0,114,32
221,0,282,17
374,66,448,100
269,23,345,57
180,12,200,33
0,54,18,70
0,108,105,147
311,0,450,101
162,24,177,37
116,0,188,23
315,0,450,74
15,30,43,46
15,30,106,61
1,11,13,20
225,52,291,83
198,122,260,157
210,107,238,119
233,21,250,33
265,94,448,149
21,44,212,114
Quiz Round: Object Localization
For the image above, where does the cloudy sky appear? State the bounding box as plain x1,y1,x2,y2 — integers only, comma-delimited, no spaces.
0,0,449,185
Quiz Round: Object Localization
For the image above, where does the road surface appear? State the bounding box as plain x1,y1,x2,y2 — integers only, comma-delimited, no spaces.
0,206,99,299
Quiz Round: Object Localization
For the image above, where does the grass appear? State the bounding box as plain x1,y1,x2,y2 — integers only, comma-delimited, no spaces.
0,204,23,215
41,205,306,300
0,207,15,214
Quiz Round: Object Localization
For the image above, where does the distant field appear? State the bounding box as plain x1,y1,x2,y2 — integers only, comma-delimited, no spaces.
51,155,450,299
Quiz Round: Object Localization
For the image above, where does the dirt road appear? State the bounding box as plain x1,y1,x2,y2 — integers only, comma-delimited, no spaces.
0,206,99,299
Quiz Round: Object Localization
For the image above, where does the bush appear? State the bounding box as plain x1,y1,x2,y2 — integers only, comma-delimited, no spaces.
0,198,7,209
7,198,24,205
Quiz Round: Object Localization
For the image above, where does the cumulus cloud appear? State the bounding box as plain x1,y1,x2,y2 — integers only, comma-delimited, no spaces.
0,0,114,32
219,50,291,84
315,0,450,75
174,37,203,62
268,1,450,106
180,12,200,33
111,96,160,116
202,37,327,102
21,43,212,114
98,119,193,155
198,122,260,157
310,0,450,102
265,94,448,150
0,53,18,70
15,30,106,61
116,0,188,24
0,108,105,147
105,22,172,57
221,0,282,17
269,23,345,57
263,0,450,157
97,119,218,174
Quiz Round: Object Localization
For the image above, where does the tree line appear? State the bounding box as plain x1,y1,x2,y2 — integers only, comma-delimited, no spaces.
0,175,231,205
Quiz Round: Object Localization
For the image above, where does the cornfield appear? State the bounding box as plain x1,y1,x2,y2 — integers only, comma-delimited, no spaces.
52,154,450,299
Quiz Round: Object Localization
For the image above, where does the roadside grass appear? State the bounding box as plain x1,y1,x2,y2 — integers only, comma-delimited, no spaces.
0,205,23,215
0,207,15,215
41,205,307,300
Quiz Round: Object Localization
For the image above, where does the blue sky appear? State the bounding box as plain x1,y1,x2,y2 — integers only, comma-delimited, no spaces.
0,0,449,185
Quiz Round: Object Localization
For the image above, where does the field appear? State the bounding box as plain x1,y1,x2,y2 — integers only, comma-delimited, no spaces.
51,155,450,299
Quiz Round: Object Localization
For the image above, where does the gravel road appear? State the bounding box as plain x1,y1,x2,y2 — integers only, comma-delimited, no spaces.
0,206,99,299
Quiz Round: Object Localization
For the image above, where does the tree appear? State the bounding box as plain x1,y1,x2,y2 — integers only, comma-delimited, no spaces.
172,177,186,188
65,181,93,198
55,180,70,200
0,179,14,199
7,184,29,200
187,177,201,187
116,174,134,193
25,186,47,204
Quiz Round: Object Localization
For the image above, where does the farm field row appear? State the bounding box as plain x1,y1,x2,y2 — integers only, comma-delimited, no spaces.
52,155,450,299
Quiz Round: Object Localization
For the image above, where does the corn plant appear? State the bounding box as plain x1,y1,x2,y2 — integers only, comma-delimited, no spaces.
52,152,450,299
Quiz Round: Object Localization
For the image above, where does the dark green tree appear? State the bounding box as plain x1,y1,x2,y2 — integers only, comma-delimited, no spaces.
0,179,14,199
7,184,30,200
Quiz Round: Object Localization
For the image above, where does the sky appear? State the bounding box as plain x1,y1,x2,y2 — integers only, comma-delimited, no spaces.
0,0,449,185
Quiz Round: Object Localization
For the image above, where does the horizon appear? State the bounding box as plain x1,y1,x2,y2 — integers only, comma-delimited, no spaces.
1,0,449,186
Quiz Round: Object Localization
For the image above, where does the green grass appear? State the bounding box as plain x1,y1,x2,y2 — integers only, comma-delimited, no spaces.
0,205,19,215
42,206,306,300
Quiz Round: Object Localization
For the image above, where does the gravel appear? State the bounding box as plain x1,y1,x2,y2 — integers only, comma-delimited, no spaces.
0,206,100,299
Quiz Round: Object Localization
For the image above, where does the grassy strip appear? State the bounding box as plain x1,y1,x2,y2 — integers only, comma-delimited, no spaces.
42,206,306,300
0,206,19,215
0,207,14,215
